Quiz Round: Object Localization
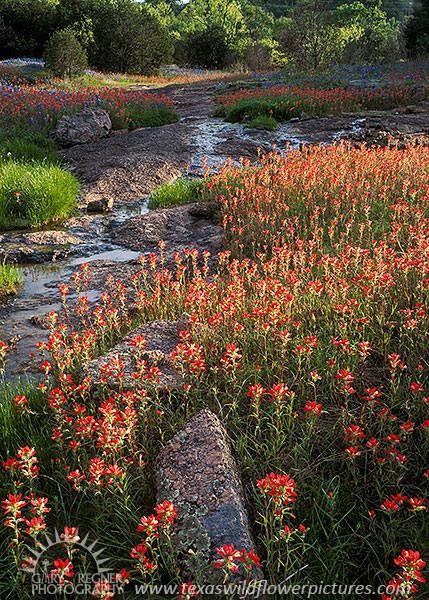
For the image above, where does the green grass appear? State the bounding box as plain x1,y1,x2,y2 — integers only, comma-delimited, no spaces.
0,133,59,165
0,262,21,300
246,115,279,130
109,106,179,130
0,160,78,230
148,177,204,209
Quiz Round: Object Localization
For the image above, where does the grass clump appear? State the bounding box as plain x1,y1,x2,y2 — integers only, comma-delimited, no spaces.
0,262,21,300
148,177,203,209
0,160,78,229
0,133,59,165
110,105,179,130
247,115,278,130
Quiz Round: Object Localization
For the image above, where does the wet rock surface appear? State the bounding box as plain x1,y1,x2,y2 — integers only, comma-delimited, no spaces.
86,315,190,392
113,203,223,266
287,110,429,147
55,107,112,146
86,196,115,213
60,122,196,206
156,409,262,584
342,112,429,147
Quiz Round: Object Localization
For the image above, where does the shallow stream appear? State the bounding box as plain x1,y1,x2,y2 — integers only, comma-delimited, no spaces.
0,115,363,382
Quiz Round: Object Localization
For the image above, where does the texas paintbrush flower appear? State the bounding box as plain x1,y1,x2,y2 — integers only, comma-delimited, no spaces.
213,544,243,573
382,549,426,600
257,472,298,510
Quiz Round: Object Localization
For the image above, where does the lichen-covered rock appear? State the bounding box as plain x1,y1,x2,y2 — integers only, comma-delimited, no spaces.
85,315,189,392
156,409,262,586
55,108,112,147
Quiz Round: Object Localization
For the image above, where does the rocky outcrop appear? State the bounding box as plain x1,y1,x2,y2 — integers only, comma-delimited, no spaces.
156,409,262,585
113,203,223,270
0,230,85,264
86,196,115,213
343,113,429,147
86,315,190,392
54,108,112,147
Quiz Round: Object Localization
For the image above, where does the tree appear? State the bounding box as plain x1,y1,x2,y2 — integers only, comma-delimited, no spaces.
176,0,247,45
276,0,342,70
88,0,173,74
55,0,96,49
406,0,429,56
335,1,401,62
43,27,88,78
0,0,56,59
180,24,230,68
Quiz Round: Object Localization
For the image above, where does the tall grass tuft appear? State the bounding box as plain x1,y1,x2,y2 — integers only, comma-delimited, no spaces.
0,134,59,165
0,262,21,299
109,105,179,130
0,160,78,229
148,177,203,209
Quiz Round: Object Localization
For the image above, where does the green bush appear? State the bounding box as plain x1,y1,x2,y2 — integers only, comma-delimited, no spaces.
149,178,203,209
89,2,173,75
0,160,78,229
180,24,230,69
44,27,88,78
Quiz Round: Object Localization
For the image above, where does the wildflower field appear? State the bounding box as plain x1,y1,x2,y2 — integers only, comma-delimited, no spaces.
1,141,428,598
0,62,236,90
215,82,429,125
0,85,177,136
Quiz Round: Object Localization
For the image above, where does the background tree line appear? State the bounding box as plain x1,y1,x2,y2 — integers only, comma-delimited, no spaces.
0,0,427,73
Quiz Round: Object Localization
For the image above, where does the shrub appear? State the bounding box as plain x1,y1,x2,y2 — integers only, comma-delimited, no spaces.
0,160,78,229
89,2,173,75
44,27,88,78
243,43,273,71
180,25,230,69
109,106,179,131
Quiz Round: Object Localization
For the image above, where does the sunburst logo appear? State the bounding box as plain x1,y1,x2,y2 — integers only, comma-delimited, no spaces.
21,528,117,596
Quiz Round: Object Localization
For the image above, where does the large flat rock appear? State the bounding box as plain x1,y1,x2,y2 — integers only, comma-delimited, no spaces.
60,122,196,205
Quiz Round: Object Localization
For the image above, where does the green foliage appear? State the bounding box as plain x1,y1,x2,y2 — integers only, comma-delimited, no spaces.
180,24,231,68
0,160,78,230
276,0,401,69
0,262,21,300
0,134,59,165
149,177,204,209
335,1,401,63
276,0,343,70
0,0,410,72
406,0,429,57
0,0,56,60
177,0,246,44
44,27,88,78
89,0,173,75
109,106,179,131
